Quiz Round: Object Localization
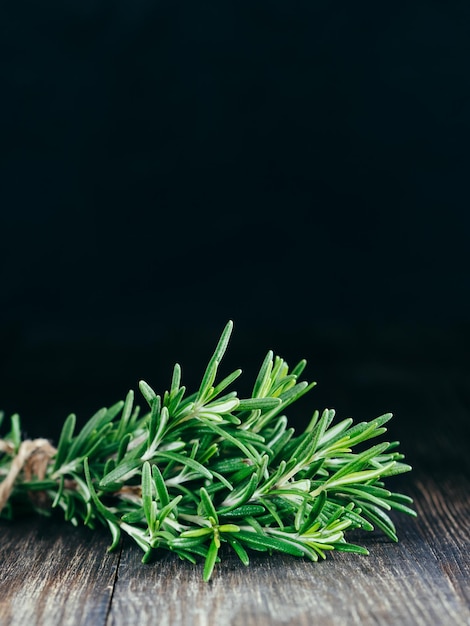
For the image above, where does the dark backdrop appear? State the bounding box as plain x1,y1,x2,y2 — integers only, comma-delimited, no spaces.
1,1,469,441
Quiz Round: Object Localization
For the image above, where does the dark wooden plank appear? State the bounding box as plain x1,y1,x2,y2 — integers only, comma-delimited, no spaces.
0,516,120,626
1,364,469,625
107,471,470,626
106,367,470,626
2,474,467,626
408,473,470,610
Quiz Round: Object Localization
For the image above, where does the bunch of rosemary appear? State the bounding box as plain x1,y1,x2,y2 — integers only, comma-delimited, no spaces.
0,321,415,581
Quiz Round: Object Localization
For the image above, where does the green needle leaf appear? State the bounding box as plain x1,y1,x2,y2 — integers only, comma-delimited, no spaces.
142,461,153,530
52,413,76,472
199,487,219,524
235,531,305,557
203,537,220,582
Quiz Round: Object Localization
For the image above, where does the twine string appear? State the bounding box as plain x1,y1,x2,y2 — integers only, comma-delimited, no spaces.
0,438,57,512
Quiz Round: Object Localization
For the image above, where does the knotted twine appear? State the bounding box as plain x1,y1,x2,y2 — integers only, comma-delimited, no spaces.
0,438,57,512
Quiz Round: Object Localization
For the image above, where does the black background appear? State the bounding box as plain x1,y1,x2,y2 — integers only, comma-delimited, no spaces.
1,1,469,442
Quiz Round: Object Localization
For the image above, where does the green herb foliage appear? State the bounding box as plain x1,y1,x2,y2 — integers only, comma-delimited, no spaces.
0,321,415,580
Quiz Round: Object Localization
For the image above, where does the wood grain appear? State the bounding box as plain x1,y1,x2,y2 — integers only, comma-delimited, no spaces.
1,373,469,626
105,472,470,626
0,516,120,626
2,472,466,626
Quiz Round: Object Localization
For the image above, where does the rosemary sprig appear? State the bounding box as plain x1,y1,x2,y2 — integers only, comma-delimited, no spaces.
0,321,416,581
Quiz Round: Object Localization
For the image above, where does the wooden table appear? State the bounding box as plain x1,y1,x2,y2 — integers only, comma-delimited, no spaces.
1,357,469,625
